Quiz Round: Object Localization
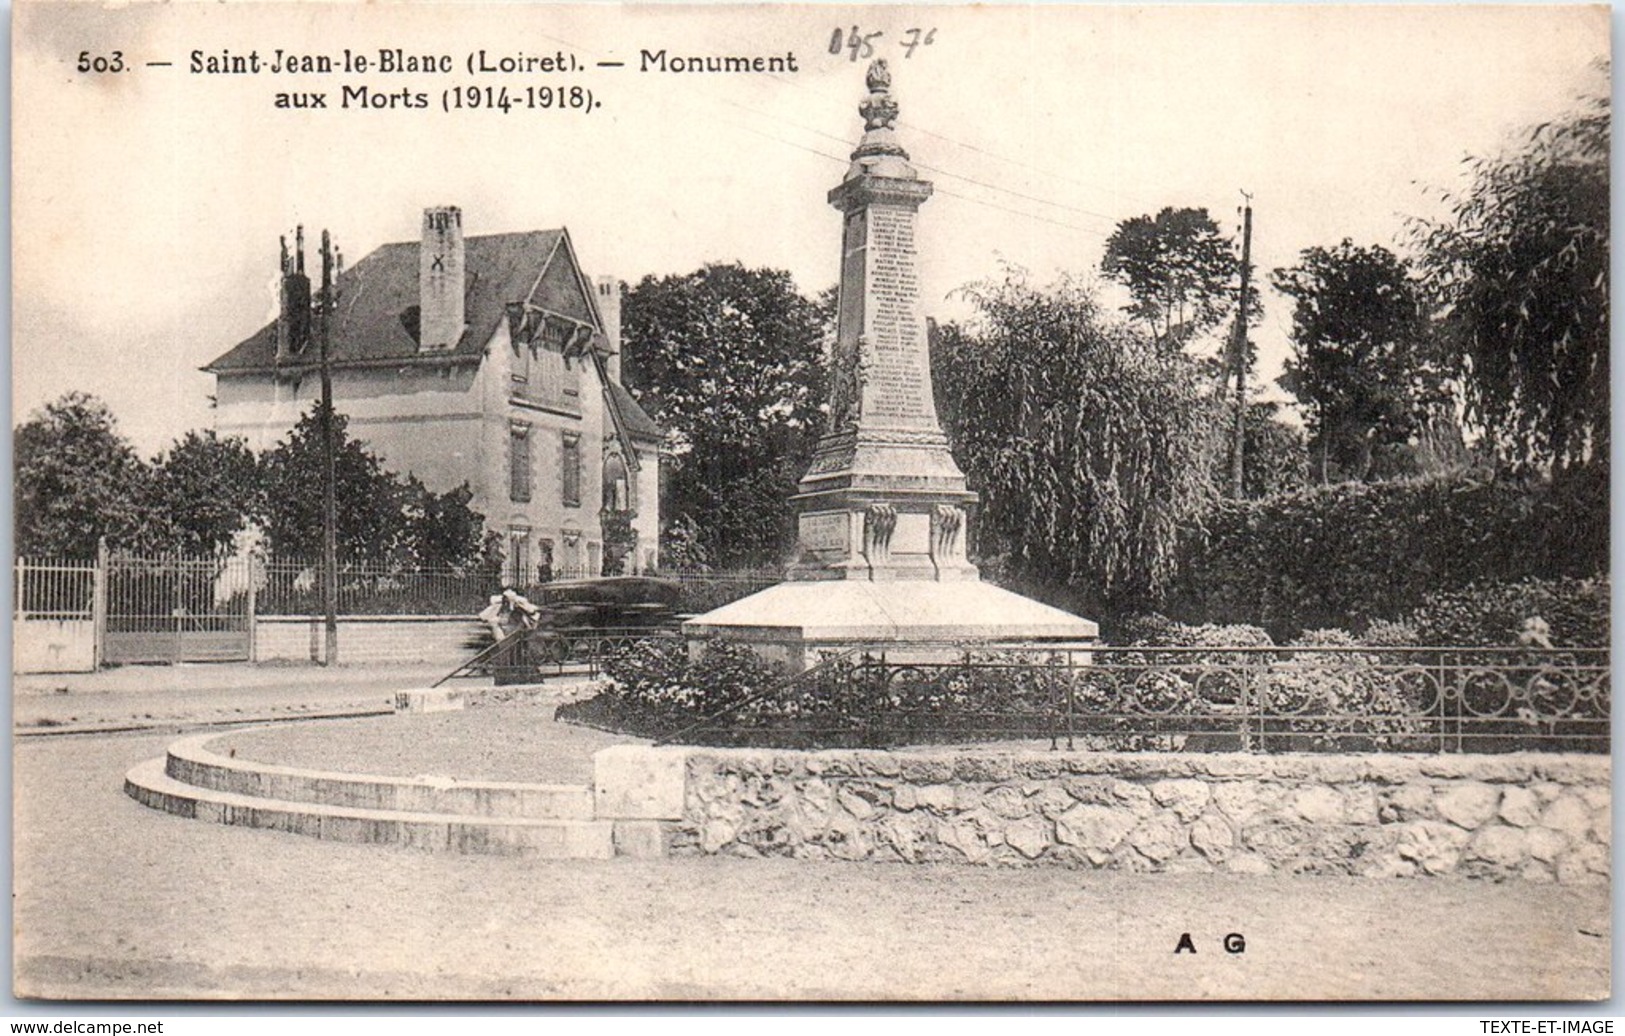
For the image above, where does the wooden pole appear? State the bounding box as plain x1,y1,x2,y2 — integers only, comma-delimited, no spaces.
319,229,340,665
1229,194,1254,498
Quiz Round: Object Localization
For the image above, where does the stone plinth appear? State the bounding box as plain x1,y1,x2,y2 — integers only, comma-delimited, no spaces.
684,580,1098,671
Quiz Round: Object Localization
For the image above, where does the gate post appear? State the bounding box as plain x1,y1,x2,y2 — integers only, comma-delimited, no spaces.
92,539,108,670
245,554,259,664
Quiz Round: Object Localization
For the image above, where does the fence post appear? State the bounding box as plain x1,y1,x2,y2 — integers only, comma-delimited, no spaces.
92,539,109,670
245,554,259,664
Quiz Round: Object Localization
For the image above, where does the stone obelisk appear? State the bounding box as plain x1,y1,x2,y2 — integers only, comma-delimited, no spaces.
685,61,1097,668
790,59,978,584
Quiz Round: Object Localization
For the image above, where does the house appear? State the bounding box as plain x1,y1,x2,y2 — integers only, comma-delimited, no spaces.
205,206,662,582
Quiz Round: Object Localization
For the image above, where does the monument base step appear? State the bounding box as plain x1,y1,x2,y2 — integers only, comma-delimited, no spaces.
124,756,634,859
162,731,596,819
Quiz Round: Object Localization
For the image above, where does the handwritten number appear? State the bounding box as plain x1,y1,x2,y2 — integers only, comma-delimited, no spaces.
901,28,937,58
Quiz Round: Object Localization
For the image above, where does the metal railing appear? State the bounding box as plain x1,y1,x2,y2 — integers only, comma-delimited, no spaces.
256,562,782,616
653,644,1611,753
13,558,96,620
438,626,684,685
258,559,496,616
646,568,783,614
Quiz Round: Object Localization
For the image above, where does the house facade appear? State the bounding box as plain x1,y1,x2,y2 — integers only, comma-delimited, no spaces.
206,207,662,582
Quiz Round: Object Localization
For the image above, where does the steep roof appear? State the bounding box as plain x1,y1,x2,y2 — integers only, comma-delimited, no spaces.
604,381,664,443
206,229,596,373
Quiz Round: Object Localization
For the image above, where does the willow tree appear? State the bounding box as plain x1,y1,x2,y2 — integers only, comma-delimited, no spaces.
1411,74,1609,473
932,272,1219,610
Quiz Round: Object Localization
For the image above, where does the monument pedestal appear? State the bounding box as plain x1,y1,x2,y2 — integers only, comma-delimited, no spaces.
683,60,1097,670
684,579,1097,672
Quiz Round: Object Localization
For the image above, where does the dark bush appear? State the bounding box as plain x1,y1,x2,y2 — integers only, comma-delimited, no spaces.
556,637,787,738
1401,576,1610,648
1167,469,1607,638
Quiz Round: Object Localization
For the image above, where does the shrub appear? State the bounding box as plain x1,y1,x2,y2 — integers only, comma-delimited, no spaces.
556,637,787,738
1401,576,1610,648
1168,469,1607,638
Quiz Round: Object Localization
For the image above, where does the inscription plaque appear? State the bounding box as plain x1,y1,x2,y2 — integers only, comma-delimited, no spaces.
799,512,852,553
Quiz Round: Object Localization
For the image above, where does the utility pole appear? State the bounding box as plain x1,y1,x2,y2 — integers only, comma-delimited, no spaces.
318,228,340,666
1229,192,1254,499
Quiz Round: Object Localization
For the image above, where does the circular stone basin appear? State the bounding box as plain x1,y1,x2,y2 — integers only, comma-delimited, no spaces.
209,702,643,786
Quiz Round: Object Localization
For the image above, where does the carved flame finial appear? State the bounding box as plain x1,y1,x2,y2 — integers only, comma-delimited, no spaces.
859,59,899,133
866,58,891,93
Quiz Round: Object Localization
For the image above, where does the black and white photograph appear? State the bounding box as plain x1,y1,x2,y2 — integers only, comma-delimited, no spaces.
8,1,1612,1004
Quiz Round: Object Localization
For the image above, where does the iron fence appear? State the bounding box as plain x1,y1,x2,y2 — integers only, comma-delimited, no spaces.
657,644,1611,753
13,558,96,620
438,626,683,685
257,560,496,616
646,568,783,614
256,561,780,617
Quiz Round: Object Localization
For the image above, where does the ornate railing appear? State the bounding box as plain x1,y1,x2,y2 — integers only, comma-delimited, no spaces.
656,644,1610,754
438,626,683,686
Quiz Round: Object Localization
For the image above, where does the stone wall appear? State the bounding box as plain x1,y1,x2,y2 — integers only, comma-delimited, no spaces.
593,747,1610,882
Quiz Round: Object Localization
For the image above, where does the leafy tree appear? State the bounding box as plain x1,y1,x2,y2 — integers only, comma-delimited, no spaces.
1101,206,1239,346
933,272,1218,611
621,263,831,567
147,430,262,554
257,408,413,563
1411,75,1609,473
14,393,160,557
1271,240,1444,482
1232,402,1309,499
396,477,489,570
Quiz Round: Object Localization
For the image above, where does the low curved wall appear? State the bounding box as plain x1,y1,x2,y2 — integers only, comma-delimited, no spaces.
591,747,1610,882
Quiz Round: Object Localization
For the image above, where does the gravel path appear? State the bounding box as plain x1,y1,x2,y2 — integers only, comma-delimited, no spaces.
13,729,1610,1001
212,703,638,785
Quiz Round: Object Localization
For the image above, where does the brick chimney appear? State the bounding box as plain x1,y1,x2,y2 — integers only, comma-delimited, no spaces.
276,227,312,361
419,206,465,350
595,274,623,383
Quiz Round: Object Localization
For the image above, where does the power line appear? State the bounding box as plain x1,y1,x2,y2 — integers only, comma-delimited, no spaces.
722,98,1120,226
730,122,1108,238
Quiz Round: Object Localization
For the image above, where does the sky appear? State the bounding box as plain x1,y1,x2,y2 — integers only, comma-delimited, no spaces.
10,2,1609,455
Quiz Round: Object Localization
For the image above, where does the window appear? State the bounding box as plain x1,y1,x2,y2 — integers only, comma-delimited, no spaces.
562,433,581,507
506,528,530,586
509,423,532,502
603,453,630,512
512,337,531,390
561,532,582,580
537,538,555,582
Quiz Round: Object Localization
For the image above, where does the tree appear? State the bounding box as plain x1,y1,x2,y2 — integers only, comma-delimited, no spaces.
932,272,1219,611
1230,402,1309,499
396,477,490,570
1271,241,1444,482
1101,206,1238,346
621,263,831,568
14,393,159,557
1412,74,1609,473
148,430,262,554
257,408,412,563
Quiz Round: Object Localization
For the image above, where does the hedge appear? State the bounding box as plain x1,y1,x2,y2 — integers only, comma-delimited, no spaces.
1166,469,1606,639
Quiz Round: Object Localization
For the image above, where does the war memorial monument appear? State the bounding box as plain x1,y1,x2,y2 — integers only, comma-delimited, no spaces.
685,62,1099,668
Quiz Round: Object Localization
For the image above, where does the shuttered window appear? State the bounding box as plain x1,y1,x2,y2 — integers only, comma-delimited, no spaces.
562,433,581,507
510,424,532,502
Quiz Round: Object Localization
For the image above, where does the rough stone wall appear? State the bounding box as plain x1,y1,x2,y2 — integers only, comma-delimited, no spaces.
670,750,1610,882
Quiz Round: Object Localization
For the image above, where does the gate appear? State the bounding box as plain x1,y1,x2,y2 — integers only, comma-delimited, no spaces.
13,558,99,673
103,552,255,664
